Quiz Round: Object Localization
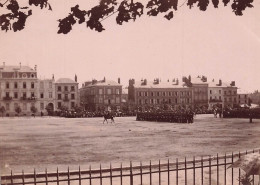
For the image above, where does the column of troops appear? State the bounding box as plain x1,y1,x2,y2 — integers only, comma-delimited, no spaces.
136,111,194,123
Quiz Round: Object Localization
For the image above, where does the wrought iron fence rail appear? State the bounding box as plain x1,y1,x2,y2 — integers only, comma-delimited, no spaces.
1,149,260,185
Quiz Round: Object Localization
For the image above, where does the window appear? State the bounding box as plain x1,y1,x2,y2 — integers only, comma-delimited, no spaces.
23,93,26,98
219,96,221,100
108,99,111,104
58,102,62,108
99,89,103,95
210,90,212,94
116,97,120,103
58,86,61,91
224,91,226,95
64,94,68,100
23,82,26,89
6,82,9,89
169,99,171,103
49,82,52,89
40,93,44,99
139,99,142,105
31,92,35,98
157,99,160,104
14,92,18,99
151,92,154,96
245,95,247,98
116,89,120,95
107,89,112,95
219,90,221,94
138,92,141,96
58,94,61,100
163,92,166,96
31,82,34,89
71,86,75,91
145,92,148,96
64,86,68,91
71,94,75,100
151,99,154,104
40,103,44,110
14,82,18,89
71,102,75,108
99,97,103,103
6,92,10,98
157,92,160,96
49,92,52,98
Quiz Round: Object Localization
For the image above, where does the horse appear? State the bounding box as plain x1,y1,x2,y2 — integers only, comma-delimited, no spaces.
103,114,115,124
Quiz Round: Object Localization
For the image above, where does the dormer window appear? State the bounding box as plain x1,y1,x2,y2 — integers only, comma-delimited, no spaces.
22,73,27,78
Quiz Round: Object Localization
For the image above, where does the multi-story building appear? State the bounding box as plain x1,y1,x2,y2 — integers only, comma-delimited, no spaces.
189,76,208,109
223,81,237,108
237,88,249,105
37,77,55,114
208,79,238,109
0,63,39,116
128,78,193,109
55,76,79,110
79,78,122,111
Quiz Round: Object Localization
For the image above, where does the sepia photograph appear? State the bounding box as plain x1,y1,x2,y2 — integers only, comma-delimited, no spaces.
0,0,260,184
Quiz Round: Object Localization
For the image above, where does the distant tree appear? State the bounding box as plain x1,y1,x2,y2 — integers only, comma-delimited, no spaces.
0,106,6,117
30,105,37,116
0,0,254,34
14,106,22,116
59,105,68,112
45,104,54,116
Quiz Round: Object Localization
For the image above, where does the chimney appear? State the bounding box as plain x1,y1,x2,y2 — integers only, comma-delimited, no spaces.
34,65,37,71
20,62,22,69
75,74,77,82
129,79,135,86
219,79,222,86
52,74,55,80
212,79,214,82
103,77,106,82
3,62,5,67
176,78,179,85
118,78,120,84
230,81,235,86
144,79,147,85
188,75,191,82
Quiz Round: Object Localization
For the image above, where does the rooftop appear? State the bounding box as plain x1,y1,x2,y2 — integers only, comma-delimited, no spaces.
133,80,188,89
83,79,122,87
55,78,77,84
0,65,35,73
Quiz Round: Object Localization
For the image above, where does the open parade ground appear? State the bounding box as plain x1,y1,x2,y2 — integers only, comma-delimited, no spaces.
1,115,260,175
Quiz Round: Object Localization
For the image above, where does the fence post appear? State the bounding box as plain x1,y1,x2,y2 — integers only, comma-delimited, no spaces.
168,159,170,185
57,167,59,185
79,166,81,185
68,167,70,185
22,170,25,185
231,152,234,185
120,163,123,185
253,150,255,185
90,165,92,185
150,160,152,185
185,157,187,185
45,168,48,185
100,164,102,185
217,154,219,185
176,158,178,185
140,162,143,185
110,163,113,185
239,151,241,185
209,156,211,185
193,156,195,185
34,168,36,185
159,160,161,185
11,170,13,185
201,156,203,185
130,161,133,185
224,153,227,185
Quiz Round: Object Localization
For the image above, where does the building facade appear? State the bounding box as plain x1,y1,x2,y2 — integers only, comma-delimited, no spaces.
128,78,193,110
55,77,79,110
79,78,122,111
237,89,249,105
0,63,39,116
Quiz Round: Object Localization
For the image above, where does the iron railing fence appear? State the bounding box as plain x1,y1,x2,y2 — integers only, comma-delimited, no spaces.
1,149,260,185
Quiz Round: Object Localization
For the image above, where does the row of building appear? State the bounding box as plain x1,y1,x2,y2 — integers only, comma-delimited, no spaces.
0,63,249,116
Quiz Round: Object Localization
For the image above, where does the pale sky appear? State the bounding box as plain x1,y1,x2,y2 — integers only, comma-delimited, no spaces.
0,0,260,92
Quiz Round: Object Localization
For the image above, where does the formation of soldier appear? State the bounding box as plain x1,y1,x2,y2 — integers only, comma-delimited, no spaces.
136,110,194,123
